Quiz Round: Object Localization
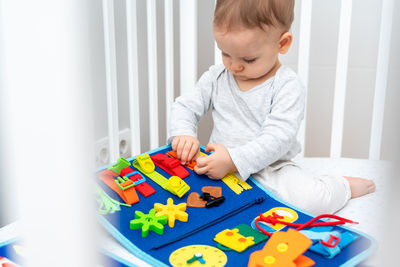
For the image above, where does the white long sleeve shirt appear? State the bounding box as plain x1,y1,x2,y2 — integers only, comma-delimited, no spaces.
168,64,305,181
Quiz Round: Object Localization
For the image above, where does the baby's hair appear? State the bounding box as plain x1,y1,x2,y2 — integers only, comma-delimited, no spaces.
214,0,294,32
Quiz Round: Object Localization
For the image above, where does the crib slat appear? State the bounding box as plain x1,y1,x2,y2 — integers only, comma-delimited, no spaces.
102,0,120,162
369,0,394,160
330,0,353,158
165,0,175,132
297,0,313,156
147,0,159,149
126,0,141,156
180,0,198,94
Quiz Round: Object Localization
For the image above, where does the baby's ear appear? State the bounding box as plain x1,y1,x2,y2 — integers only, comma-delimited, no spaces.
279,32,293,54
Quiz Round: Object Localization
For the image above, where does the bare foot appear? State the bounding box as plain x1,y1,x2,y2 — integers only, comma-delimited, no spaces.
344,176,376,198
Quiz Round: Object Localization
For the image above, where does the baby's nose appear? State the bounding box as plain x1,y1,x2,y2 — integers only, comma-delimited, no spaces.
230,62,244,72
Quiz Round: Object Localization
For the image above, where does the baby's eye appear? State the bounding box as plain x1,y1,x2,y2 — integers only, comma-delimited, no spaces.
244,58,256,64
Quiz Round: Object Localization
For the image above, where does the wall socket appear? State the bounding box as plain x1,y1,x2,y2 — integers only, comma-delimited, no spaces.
95,128,132,167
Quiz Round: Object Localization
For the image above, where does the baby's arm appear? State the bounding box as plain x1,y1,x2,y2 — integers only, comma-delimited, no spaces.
168,66,218,162
229,77,305,181
194,143,237,179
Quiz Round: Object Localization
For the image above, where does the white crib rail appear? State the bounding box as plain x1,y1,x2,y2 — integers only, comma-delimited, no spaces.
101,0,393,162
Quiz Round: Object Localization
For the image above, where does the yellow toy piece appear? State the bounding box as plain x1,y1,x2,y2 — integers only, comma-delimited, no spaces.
214,228,255,253
169,245,227,267
166,176,190,198
154,198,188,228
136,154,155,173
222,173,252,194
257,207,298,232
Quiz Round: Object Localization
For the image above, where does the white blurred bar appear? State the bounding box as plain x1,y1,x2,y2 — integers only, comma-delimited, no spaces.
213,0,222,65
102,0,120,162
369,0,394,160
0,0,96,266
297,0,312,155
330,0,353,158
126,0,142,155
180,0,198,94
165,0,175,132
147,0,159,149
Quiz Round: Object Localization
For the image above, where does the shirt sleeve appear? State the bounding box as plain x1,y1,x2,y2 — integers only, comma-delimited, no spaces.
167,69,215,143
227,77,305,181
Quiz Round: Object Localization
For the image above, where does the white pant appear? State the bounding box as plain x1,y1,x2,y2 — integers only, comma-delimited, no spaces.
253,160,351,215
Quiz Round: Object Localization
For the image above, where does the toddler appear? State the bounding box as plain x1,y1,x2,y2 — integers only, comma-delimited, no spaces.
168,0,375,214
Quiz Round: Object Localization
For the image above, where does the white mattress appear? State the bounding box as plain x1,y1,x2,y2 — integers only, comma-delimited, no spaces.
294,157,390,266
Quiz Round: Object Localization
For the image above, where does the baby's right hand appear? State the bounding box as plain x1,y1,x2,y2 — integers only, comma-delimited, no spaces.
171,135,200,165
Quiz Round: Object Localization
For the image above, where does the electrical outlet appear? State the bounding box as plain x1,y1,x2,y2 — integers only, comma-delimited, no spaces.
95,128,132,167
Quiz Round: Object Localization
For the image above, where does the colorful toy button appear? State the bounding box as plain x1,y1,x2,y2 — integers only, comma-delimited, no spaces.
169,245,227,267
166,176,190,198
248,229,315,267
130,209,168,237
108,157,131,175
136,154,155,173
154,198,188,228
214,228,255,253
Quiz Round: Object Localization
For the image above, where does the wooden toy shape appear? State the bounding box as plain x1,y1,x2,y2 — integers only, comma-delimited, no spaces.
248,229,315,267
187,192,207,208
214,228,255,253
154,198,188,228
108,157,131,175
130,209,168,237
136,154,155,173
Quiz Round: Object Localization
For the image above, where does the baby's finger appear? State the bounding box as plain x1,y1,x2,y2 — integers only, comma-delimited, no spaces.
176,138,187,160
180,141,193,164
171,137,179,151
205,142,217,153
194,165,208,175
187,142,200,162
195,155,208,167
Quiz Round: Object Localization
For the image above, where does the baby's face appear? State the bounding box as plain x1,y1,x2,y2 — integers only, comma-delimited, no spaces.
214,25,282,82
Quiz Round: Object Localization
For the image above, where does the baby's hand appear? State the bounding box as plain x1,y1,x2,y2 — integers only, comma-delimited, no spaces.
194,143,237,180
171,135,200,165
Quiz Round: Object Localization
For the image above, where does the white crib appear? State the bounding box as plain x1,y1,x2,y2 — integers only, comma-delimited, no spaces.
0,0,397,266
96,0,397,265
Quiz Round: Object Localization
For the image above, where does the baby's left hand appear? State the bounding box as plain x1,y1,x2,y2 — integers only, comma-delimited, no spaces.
194,143,237,180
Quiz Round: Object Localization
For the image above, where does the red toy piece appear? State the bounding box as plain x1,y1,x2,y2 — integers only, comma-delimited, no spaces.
166,150,197,170
130,173,156,197
121,167,135,177
150,153,189,179
120,167,156,197
254,213,358,237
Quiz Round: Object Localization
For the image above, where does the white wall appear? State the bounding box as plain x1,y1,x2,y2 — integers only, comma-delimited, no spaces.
94,0,399,161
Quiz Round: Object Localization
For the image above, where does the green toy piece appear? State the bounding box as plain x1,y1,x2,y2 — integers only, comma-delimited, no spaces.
130,209,168,237
108,157,130,175
115,176,135,191
95,183,131,215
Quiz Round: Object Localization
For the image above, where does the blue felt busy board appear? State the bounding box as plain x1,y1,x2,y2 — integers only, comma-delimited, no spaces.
96,144,376,267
